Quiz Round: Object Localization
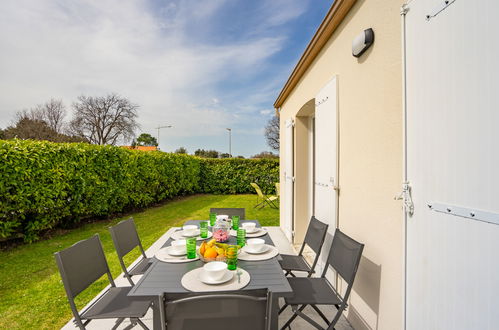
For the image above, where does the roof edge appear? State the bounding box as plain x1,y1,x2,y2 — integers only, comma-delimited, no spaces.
273,0,357,109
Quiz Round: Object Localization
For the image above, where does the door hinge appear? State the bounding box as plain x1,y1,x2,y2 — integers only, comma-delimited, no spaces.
330,177,340,192
400,3,409,16
395,181,414,216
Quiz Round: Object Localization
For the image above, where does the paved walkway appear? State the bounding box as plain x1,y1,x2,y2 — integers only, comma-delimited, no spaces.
62,227,353,330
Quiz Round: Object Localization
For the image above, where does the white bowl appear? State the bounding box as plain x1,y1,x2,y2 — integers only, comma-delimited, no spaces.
246,238,265,252
203,261,227,281
182,225,198,236
170,239,186,254
242,222,257,233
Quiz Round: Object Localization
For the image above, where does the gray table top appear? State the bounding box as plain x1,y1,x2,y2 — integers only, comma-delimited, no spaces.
128,220,292,298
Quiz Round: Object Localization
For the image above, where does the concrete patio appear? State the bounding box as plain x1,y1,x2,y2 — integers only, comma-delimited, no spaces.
62,227,353,330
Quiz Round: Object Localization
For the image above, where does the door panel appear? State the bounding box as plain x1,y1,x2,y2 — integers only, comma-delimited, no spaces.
314,77,338,270
283,118,294,241
405,1,499,329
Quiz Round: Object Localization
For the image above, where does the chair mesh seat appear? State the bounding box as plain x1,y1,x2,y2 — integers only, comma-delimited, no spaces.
82,286,150,319
128,257,152,276
284,278,342,306
279,254,312,273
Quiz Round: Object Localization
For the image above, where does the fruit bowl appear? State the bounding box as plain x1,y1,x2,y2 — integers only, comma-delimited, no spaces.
198,239,241,263
197,250,227,263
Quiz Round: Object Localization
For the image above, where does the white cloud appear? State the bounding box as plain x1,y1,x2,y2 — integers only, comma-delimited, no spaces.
0,0,308,154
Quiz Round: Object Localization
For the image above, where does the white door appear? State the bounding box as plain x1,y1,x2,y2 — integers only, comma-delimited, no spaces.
314,77,338,270
282,118,294,241
404,1,499,329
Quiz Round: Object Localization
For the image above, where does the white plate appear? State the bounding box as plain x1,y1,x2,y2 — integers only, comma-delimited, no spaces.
165,246,186,256
182,229,200,237
172,230,212,241
242,226,258,233
155,247,200,263
244,244,270,254
198,270,234,285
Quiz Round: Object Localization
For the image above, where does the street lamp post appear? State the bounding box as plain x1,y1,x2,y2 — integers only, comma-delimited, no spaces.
156,125,173,150
226,128,232,157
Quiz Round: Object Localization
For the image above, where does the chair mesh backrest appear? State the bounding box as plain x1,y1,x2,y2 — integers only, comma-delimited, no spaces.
164,289,270,330
210,208,245,220
324,229,364,284
275,183,280,196
303,216,329,254
250,183,265,198
54,235,110,298
109,218,142,258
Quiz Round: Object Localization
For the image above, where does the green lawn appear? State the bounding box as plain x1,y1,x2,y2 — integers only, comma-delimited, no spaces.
0,194,279,329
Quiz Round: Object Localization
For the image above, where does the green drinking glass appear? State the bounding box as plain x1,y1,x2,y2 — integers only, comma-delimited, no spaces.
200,221,208,238
237,228,246,247
209,213,217,226
186,237,197,259
232,215,240,230
226,245,238,271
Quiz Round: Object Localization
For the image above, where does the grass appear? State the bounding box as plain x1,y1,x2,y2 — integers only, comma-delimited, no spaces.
0,194,279,329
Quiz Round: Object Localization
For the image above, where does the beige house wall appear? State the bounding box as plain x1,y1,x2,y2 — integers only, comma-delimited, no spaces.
278,0,404,329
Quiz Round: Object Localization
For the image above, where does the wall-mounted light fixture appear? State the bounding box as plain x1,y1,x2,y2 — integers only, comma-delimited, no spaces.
352,28,374,58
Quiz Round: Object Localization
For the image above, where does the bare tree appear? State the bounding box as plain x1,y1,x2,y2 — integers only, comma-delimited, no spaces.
264,115,279,151
3,117,86,143
42,99,66,133
69,94,139,145
14,107,43,123
14,98,66,133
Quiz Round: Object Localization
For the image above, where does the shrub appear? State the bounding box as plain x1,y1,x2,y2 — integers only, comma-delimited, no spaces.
199,158,279,194
0,140,279,242
0,140,200,242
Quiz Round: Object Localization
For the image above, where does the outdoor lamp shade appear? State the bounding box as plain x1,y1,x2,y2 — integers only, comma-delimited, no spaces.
352,28,374,57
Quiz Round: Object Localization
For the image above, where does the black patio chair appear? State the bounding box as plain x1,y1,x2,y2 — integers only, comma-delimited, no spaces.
109,217,152,286
279,229,364,330
279,216,328,277
160,289,272,330
54,234,150,330
210,208,246,220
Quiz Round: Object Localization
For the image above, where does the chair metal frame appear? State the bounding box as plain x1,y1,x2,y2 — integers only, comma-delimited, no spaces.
280,216,328,277
209,208,246,220
159,289,273,330
54,234,150,330
109,217,151,286
250,183,278,209
279,229,364,330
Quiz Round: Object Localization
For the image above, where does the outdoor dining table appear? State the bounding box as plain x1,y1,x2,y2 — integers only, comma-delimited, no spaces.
128,220,293,329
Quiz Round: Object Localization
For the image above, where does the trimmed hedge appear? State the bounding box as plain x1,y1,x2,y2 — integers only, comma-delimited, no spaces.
199,158,279,194
0,140,279,242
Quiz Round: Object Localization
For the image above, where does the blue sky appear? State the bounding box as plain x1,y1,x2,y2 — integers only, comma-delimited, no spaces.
0,0,331,157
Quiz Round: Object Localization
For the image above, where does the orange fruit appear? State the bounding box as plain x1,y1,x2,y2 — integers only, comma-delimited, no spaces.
204,247,218,259
199,242,206,255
